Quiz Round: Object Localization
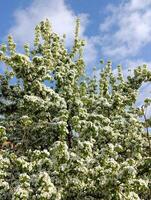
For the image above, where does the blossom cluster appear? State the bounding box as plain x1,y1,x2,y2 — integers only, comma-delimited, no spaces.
0,19,151,199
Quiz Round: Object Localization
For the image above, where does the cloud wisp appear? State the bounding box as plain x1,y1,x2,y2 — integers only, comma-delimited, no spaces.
99,0,151,60
9,0,80,45
7,0,98,66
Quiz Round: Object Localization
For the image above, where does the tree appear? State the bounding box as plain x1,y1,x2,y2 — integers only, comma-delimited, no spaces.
0,19,151,200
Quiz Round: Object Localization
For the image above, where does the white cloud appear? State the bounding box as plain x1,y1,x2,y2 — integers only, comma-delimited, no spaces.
7,0,97,66
83,36,100,66
129,0,151,11
9,0,78,45
99,0,151,60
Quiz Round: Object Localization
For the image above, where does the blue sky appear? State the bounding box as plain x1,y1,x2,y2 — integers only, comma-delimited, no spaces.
0,0,151,110
1,0,151,67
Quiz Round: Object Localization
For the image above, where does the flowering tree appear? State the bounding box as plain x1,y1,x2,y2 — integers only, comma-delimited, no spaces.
0,19,151,200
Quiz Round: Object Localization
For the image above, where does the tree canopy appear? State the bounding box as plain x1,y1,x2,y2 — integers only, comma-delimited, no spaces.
0,19,151,200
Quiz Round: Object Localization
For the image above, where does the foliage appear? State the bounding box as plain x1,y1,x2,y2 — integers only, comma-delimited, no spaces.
0,19,151,200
